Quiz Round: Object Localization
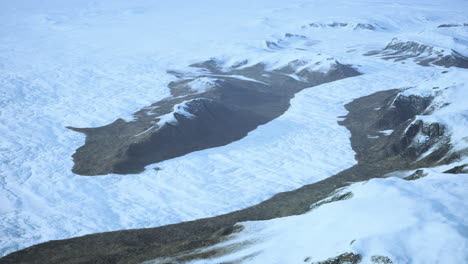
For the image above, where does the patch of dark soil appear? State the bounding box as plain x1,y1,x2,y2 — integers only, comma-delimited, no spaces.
1,89,460,264
112,98,266,174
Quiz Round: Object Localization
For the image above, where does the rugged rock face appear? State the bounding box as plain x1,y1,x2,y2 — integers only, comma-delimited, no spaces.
375,94,433,129
339,89,455,172
370,255,393,264
310,252,362,264
69,60,361,175
364,38,468,68
3,88,463,264
307,253,393,264
398,120,452,163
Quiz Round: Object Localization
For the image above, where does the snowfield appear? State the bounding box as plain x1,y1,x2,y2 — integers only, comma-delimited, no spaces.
1,0,467,261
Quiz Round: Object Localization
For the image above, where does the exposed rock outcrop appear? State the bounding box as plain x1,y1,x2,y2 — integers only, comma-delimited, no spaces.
365,38,468,68
444,164,468,174
312,252,362,264
437,23,468,28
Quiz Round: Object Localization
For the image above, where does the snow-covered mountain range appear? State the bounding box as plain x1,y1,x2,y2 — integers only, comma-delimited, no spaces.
0,0,467,263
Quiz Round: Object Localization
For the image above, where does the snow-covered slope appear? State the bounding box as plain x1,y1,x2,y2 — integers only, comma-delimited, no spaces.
180,163,468,264
1,0,467,261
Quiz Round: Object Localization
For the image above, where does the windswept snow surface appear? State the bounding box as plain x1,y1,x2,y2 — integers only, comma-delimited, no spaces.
1,0,468,257
156,100,196,127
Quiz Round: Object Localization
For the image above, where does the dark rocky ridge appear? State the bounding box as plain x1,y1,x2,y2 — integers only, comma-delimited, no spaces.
69,60,361,175
364,38,468,68
444,164,468,174
437,23,468,28
355,91,456,166
2,88,461,264
304,22,382,31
